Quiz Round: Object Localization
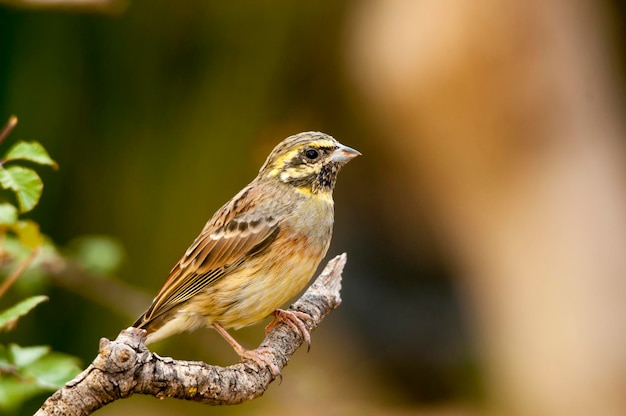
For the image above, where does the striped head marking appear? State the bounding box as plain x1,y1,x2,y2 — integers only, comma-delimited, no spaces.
259,132,360,194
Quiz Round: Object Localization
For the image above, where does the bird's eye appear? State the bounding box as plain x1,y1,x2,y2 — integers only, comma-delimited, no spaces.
305,149,319,160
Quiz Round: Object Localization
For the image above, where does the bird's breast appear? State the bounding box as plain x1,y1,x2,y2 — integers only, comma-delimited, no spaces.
203,196,334,329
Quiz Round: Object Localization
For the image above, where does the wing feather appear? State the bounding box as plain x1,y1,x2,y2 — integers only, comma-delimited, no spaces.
135,214,280,326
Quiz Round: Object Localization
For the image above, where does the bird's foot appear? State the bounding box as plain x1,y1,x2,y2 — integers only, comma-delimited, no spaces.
240,347,281,378
266,309,311,351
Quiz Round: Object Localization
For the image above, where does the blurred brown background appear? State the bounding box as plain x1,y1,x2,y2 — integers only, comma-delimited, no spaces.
1,1,625,415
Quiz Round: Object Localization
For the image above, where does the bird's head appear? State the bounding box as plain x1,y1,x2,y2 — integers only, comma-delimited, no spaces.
259,132,360,195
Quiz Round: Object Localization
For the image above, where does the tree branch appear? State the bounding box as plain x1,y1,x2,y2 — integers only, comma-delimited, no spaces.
35,253,346,415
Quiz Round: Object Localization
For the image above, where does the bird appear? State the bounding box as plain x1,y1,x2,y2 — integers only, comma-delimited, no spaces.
132,131,360,376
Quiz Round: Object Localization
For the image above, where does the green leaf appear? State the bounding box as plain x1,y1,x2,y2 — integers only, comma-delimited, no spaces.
0,345,81,411
23,351,81,389
8,344,49,368
0,202,17,225
0,166,43,212
11,220,43,248
4,141,58,169
0,377,43,412
0,296,48,332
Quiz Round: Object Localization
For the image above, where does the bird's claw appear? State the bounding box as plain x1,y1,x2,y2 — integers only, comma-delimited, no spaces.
241,347,281,378
266,309,312,352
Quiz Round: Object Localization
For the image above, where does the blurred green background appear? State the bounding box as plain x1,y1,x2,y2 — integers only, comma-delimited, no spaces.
2,1,625,415
0,1,469,415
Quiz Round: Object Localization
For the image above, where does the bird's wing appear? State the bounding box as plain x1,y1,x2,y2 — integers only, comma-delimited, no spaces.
135,213,280,326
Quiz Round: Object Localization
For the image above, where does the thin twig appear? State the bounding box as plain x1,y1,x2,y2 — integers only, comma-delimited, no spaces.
0,115,18,145
0,247,41,298
40,255,153,320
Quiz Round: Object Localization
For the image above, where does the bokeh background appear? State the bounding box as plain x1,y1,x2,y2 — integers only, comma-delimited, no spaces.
0,1,625,415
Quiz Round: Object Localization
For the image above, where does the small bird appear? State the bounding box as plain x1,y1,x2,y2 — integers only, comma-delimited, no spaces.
133,131,359,375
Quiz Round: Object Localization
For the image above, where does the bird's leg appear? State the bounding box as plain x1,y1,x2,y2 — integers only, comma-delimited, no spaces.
265,309,312,352
212,322,280,377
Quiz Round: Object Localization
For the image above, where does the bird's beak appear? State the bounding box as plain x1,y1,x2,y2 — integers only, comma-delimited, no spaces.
330,143,361,163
